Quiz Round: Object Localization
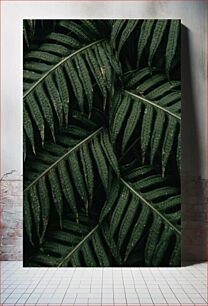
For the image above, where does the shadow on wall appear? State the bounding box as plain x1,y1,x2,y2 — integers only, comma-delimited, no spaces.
181,25,208,265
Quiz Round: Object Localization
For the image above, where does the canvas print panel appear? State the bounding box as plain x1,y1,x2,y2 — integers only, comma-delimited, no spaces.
23,19,181,267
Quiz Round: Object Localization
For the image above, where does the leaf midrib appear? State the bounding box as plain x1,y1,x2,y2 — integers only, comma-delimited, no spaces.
58,223,100,267
125,90,181,121
121,178,181,236
23,39,105,99
24,127,103,192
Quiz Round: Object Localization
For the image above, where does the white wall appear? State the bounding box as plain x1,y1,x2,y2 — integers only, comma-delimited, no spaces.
1,1,207,179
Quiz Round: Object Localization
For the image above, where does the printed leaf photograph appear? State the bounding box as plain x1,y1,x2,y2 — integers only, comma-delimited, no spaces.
23,19,181,267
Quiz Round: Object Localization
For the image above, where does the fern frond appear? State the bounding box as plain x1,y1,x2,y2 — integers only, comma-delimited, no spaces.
26,216,115,267
24,113,119,245
24,21,119,153
112,19,180,78
24,19,181,267
111,69,181,175
101,165,181,266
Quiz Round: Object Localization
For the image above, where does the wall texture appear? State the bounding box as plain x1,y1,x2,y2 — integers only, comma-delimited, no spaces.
0,1,207,263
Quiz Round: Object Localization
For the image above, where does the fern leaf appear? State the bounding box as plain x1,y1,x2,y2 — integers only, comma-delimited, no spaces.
155,195,180,213
99,179,120,222
48,169,63,227
132,174,165,191
37,177,50,243
118,195,138,250
74,55,93,116
59,20,92,43
144,215,163,266
55,67,70,124
152,225,174,266
148,20,168,67
125,205,150,262
38,43,69,56
23,105,36,154
166,20,180,78
23,193,33,245
96,44,113,91
124,165,153,181
68,151,87,201
111,20,126,48
47,32,81,48
109,188,129,240
111,94,131,143
81,20,101,37
169,236,181,266
124,67,151,89
162,117,178,176
65,60,84,113
45,74,64,124
146,81,180,101
25,94,44,145
29,186,40,239
105,42,122,76
35,85,55,140
155,91,181,107
101,222,122,266
100,130,120,177
92,231,111,266
25,50,60,63
137,20,155,67
143,186,179,202
141,105,154,163
57,160,78,220
136,74,166,93
150,110,165,164
90,136,109,191
85,48,107,107
80,144,94,205
118,20,138,54
122,100,142,152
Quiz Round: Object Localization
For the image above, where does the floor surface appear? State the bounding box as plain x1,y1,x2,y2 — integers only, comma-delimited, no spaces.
0,261,207,305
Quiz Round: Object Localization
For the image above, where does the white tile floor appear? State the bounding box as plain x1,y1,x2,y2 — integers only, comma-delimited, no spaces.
0,261,207,305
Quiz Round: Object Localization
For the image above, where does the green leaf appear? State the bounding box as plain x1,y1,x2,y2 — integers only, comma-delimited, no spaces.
48,168,63,227
111,94,131,143
23,193,33,245
166,20,180,77
57,160,78,219
99,179,120,222
29,185,40,239
118,20,138,54
141,105,154,163
148,20,168,67
137,20,155,67
109,187,129,240
65,60,84,113
55,67,70,124
23,105,36,154
100,130,120,177
37,177,50,243
90,136,109,192
122,100,141,152
80,144,94,205
162,117,178,176
118,195,138,250
111,20,126,48
74,55,93,116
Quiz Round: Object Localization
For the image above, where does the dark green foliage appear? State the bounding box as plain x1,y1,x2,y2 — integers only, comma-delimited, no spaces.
24,19,181,267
